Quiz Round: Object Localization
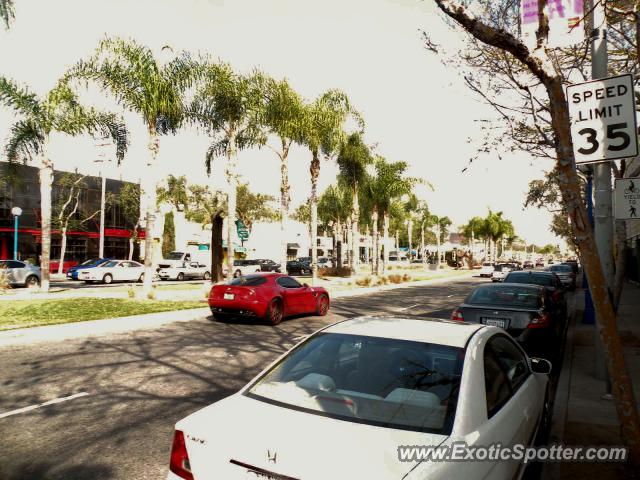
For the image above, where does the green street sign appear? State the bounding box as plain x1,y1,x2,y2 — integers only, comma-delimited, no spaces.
235,219,249,240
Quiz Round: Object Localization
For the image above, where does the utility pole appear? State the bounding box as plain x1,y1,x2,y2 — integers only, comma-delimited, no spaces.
589,0,612,382
94,135,111,259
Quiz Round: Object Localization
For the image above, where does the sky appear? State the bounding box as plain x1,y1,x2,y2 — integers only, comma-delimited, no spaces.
0,0,564,247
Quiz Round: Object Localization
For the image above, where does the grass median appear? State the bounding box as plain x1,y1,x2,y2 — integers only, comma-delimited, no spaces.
0,298,206,331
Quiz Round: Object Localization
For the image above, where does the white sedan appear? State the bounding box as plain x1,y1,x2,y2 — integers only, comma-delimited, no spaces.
79,260,145,284
167,317,551,480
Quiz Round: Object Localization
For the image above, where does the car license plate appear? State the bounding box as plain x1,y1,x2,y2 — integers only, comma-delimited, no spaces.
224,293,235,300
482,317,508,328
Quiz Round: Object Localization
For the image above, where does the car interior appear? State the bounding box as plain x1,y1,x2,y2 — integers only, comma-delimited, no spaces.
250,334,463,432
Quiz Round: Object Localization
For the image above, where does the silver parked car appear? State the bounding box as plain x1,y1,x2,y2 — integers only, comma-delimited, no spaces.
0,260,41,288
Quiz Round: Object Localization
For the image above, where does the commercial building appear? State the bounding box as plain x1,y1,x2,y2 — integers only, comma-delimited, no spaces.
624,157,640,281
0,162,140,267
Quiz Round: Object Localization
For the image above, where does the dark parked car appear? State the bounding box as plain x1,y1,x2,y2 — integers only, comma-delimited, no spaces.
503,270,567,319
547,264,576,290
523,260,534,269
451,283,564,356
561,260,579,276
286,260,312,276
256,259,281,272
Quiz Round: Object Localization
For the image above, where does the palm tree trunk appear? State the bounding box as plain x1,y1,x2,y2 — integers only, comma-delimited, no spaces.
38,139,53,292
372,208,379,275
211,213,224,282
351,187,359,274
58,225,67,275
141,124,159,296
225,129,237,279
310,150,320,284
279,144,290,274
421,222,425,265
407,218,413,262
382,212,389,274
128,225,137,261
336,220,343,269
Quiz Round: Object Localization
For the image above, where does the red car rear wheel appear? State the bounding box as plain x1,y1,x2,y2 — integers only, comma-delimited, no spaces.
316,294,329,316
265,299,283,326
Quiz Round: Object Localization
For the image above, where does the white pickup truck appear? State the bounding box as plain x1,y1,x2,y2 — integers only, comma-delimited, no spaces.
158,251,211,269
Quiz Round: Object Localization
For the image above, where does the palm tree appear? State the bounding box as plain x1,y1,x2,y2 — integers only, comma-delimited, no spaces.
1,0,14,29
368,157,417,274
0,76,128,291
336,132,373,274
190,62,266,278
71,37,201,296
262,78,305,273
318,183,352,268
461,215,486,264
298,90,358,283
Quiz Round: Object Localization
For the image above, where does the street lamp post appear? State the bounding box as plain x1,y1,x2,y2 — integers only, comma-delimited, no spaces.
11,207,22,260
94,135,112,259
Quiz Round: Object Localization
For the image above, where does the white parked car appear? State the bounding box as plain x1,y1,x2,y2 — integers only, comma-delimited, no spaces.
79,260,146,284
480,262,494,277
223,259,264,278
167,316,550,480
158,261,211,281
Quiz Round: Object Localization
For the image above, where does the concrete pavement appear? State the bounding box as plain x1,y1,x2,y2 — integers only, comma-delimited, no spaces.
544,281,640,479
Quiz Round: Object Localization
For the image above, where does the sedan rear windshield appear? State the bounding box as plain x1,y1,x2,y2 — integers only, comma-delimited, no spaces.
550,265,572,273
504,272,554,287
228,275,267,286
466,285,542,308
246,332,463,435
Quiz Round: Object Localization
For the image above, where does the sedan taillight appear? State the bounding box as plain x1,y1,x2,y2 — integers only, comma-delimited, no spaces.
169,430,194,480
528,313,550,329
451,308,464,322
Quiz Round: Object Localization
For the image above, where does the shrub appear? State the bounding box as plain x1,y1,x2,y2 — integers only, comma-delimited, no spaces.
355,276,373,287
402,273,411,282
319,266,351,277
0,270,10,292
388,274,403,284
127,286,136,298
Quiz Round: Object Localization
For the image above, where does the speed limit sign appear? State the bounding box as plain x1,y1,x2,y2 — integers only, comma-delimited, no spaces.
567,74,638,164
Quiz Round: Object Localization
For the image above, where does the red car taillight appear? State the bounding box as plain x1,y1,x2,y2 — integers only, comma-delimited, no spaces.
169,430,194,480
451,308,464,322
528,313,550,329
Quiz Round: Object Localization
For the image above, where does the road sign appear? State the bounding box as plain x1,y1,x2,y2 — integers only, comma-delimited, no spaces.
567,74,638,164
235,219,249,240
614,177,640,219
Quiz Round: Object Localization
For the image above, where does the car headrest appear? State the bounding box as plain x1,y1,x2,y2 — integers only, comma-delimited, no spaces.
385,388,441,408
296,373,336,392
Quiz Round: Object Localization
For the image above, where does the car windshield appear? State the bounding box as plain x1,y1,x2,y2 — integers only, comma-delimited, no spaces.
228,275,267,286
550,265,571,273
102,261,119,268
504,273,554,287
482,263,492,267
166,252,184,260
80,258,100,266
246,332,463,435
466,285,542,308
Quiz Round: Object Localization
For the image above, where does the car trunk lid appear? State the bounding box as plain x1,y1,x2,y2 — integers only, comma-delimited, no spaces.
176,394,447,480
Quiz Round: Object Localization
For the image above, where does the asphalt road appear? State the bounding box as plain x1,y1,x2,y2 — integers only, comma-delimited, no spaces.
0,276,562,480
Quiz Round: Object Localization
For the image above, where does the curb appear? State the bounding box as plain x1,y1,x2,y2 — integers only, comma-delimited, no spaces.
541,289,581,480
0,307,211,348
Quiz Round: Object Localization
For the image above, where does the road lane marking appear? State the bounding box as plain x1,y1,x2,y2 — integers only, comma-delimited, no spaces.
398,304,421,311
0,392,89,419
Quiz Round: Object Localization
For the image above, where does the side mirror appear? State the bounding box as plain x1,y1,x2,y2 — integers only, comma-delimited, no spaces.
303,283,310,288
530,357,552,375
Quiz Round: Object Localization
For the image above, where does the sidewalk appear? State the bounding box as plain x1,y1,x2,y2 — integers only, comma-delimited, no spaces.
545,282,640,479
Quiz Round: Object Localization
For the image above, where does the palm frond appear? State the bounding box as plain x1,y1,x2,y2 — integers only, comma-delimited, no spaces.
0,0,14,29
205,137,228,174
0,76,42,117
5,119,44,163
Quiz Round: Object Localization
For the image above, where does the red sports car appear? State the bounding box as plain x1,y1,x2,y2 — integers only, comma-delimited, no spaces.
208,273,330,325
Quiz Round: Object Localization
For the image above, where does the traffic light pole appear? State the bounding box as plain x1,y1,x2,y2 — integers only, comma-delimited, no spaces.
589,0,612,382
